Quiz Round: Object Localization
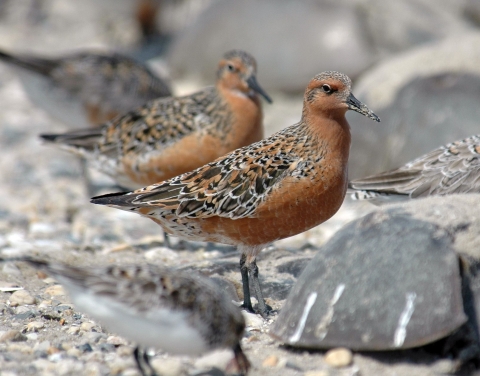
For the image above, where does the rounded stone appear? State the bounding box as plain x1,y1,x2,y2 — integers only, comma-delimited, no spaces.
44,284,66,296
324,348,353,368
26,321,44,332
9,289,36,306
262,355,279,367
270,202,466,350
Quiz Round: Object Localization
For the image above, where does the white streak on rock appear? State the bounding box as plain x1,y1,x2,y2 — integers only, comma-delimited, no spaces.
315,284,346,340
289,292,318,343
394,292,417,348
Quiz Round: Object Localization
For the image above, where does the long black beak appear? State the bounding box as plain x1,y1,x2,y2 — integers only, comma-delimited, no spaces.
347,93,380,122
246,75,273,104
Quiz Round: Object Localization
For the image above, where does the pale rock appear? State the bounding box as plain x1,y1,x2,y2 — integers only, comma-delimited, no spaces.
9,289,36,306
25,321,44,332
0,329,27,342
194,349,233,371
151,357,184,376
44,284,66,296
324,348,353,368
80,321,95,331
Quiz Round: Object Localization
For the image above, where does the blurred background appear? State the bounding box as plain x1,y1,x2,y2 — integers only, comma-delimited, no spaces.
1,0,480,178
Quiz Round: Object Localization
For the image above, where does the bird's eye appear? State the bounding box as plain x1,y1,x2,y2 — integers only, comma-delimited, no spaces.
322,84,332,93
227,64,235,72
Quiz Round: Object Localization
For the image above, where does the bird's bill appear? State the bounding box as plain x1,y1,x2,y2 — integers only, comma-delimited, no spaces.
246,75,273,103
347,93,380,122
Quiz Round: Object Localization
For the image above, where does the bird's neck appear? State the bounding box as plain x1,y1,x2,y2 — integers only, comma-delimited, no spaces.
301,108,352,163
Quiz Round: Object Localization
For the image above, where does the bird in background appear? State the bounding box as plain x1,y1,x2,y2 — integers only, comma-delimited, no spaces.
40,49,272,191
349,134,480,204
90,71,380,318
0,49,172,128
1,256,250,376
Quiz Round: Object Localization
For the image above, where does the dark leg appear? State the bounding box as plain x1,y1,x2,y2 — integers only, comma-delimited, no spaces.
226,342,251,376
133,346,148,376
248,259,269,318
239,253,254,313
142,350,158,376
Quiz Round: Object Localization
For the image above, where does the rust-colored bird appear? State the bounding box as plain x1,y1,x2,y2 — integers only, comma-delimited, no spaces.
349,134,480,204
0,49,171,128
91,71,380,317
40,50,271,190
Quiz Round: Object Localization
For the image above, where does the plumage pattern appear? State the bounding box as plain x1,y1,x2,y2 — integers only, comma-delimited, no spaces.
0,50,171,127
349,134,480,203
2,256,249,376
92,71,380,317
41,50,271,189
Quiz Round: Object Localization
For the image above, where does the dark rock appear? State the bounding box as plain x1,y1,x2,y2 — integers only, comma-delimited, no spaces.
168,0,374,93
350,72,480,178
98,343,116,352
77,343,93,353
349,32,480,178
276,258,312,278
271,204,467,350
14,310,37,320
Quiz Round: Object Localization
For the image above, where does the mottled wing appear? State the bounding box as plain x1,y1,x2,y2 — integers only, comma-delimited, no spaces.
52,53,172,112
99,134,300,219
99,87,217,155
349,135,480,198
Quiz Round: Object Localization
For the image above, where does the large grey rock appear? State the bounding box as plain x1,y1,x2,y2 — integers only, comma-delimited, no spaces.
271,194,480,350
167,0,374,92
360,0,472,56
349,32,480,178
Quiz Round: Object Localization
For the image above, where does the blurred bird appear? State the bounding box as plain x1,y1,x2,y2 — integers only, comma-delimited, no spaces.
0,49,171,128
40,50,272,190
1,256,250,376
90,71,379,317
349,134,480,204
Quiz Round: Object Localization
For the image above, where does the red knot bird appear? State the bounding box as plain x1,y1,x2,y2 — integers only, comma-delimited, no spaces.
90,71,379,317
349,134,480,204
40,49,272,190
1,256,250,376
0,49,171,128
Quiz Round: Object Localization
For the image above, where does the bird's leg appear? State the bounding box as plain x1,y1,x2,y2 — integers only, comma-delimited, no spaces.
247,258,269,318
142,349,158,376
133,346,149,376
239,253,254,313
226,342,251,376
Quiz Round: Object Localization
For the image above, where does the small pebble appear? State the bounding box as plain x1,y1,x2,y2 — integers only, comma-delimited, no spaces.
107,335,128,346
263,355,279,367
194,349,233,371
0,329,27,342
116,346,132,357
432,358,457,374
304,371,328,376
242,311,264,330
151,357,184,376
84,332,107,343
47,346,60,355
9,289,36,306
80,322,95,331
35,340,51,352
77,343,93,352
26,333,38,341
67,347,83,357
26,321,44,332
42,277,57,284
44,284,66,296
324,347,353,368
67,326,80,335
